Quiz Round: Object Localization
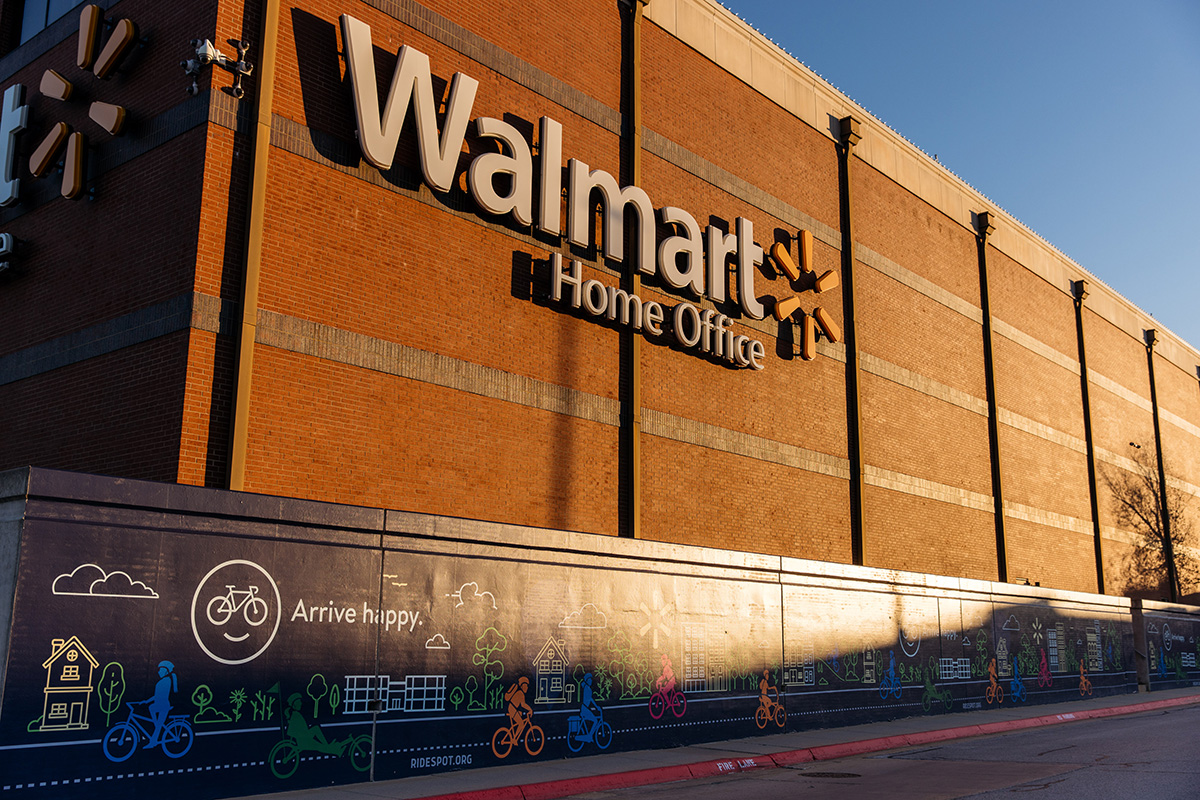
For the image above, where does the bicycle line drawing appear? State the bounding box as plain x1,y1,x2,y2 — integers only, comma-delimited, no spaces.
493,677,544,759
567,672,613,752
878,651,901,700
1010,662,1027,703
102,703,193,761
986,658,1004,705
207,584,270,641
269,692,371,779
491,710,545,759
920,659,952,712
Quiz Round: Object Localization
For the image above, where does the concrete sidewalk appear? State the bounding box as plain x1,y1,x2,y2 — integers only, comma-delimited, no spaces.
230,687,1200,800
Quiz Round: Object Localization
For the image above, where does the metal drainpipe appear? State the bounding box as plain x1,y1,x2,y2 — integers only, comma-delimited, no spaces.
620,0,647,538
1145,329,1180,602
837,116,865,565
1073,280,1106,593
975,211,1008,583
227,0,280,491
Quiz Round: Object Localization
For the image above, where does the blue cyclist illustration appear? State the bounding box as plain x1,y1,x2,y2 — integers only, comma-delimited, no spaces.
146,660,178,747
102,661,194,761
567,672,612,751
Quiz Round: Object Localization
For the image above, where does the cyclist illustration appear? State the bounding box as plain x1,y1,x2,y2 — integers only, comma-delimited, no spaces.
1010,661,1027,703
986,657,1004,704
102,661,193,762
920,658,952,712
566,672,613,752
756,669,786,729
878,650,901,699
648,654,686,719
492,677,544,758
1079,661,1093,696
269,693,371,778
1037,648,1053,688
147,660,177,746
207,583,269,633
656,653,676,694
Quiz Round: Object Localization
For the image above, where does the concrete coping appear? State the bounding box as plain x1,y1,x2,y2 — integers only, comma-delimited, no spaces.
4,466,1161,613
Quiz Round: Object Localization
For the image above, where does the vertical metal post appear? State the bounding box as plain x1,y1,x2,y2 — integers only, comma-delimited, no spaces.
1145,329,1179,602
619,0,647,538
228,0,280,491
837,116,865,565
1073,280,1106,593
975,211,1007,583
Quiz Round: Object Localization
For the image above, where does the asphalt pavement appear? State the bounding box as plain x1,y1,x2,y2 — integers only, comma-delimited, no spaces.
227,686,1200,800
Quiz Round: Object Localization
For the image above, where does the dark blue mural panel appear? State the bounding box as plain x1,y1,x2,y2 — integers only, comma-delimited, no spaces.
0,507,1148,800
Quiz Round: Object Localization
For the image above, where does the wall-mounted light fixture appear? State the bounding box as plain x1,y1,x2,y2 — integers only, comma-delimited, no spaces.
182,38,253,98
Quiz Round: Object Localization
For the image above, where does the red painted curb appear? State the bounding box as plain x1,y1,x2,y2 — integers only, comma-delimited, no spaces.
769,748,815,766
415,694,1200,800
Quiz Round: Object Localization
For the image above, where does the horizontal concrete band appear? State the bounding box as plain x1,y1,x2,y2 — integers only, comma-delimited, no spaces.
0,290,1175,541
415,693,1200,800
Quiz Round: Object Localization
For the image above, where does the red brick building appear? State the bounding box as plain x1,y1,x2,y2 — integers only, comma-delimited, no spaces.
1,0,1197,600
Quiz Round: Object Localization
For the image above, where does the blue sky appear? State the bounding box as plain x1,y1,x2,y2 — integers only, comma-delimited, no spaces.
720,0,1200,352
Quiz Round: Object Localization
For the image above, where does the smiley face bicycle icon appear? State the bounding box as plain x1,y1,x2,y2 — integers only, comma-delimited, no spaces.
207,584,269,635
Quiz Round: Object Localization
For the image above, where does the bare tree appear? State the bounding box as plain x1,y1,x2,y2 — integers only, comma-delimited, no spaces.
1103,447,1199,602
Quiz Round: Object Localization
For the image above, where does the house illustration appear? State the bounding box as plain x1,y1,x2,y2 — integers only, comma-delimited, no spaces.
40,636,99,731
533,638,568,703
996,637,1011,677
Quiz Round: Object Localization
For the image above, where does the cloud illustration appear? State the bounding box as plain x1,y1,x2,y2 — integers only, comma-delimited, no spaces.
560,603,608,629
1001,615,1020,632
1147,623,1159,634
449,582,496,610
52,563,158,598
425,633,451,650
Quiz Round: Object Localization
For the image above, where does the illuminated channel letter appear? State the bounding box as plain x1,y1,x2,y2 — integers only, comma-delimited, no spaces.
736,217,765,320
536,117,563,236
658,206,704,296
567,159,655,275
339,15,478,190
469,117,533,226
704,225,735,304
0,85,29,207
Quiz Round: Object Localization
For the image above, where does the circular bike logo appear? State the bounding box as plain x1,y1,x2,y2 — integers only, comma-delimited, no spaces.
191,560,281,665
1162,623,1172,652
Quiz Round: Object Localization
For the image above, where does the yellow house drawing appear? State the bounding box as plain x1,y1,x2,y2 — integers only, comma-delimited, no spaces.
40,637,99,731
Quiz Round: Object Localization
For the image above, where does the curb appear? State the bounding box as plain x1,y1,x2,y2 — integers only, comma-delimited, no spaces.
417,694,1200,800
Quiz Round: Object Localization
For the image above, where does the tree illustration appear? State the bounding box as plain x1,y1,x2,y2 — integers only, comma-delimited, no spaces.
464,674,483,711
307,674,329,717
449,685,465,711
1018,633,1035,678
473,627,508,709
229,688,247,721
192,684,214,715
973,629,989,677
843,649,860,681
606,630,653,698
96,662,126,725
328,683,341,715
1103,448,1199,602
192,684,231,724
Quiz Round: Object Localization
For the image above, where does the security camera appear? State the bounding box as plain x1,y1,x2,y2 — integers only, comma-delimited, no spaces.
193,39,220,67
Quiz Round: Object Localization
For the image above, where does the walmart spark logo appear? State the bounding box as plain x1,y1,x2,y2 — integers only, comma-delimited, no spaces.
28,4,139,199
769,230,842,361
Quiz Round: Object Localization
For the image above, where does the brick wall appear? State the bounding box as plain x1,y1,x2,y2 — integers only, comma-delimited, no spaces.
0,0,1196,601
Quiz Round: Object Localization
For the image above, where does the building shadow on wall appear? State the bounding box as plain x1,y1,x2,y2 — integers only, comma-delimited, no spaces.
292,9,362,168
